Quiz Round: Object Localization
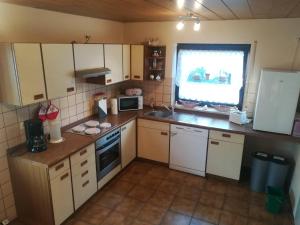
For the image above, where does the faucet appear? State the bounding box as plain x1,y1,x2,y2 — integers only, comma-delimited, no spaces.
150,98,155,110
162,104,175,114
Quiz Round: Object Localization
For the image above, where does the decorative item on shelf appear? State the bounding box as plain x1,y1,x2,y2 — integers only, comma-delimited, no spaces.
156,74,161,81
153,58,157,69
125,88,143,96
150,74,155,80
144,45,166,81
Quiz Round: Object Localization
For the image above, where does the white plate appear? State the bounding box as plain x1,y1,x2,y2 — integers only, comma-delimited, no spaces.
85,120,100,127
72,125,86,133
85,128,101,135
100,122,112,129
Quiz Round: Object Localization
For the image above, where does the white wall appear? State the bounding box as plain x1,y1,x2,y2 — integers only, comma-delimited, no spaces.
124,18,300,116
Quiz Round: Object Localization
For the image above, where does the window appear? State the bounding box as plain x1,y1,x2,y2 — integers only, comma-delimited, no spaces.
175,44,251,110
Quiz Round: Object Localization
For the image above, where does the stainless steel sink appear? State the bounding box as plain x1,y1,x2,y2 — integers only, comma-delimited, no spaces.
144,110,172,118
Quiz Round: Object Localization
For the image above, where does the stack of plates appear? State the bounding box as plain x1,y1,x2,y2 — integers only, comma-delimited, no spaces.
85,128,101,135
85,120,100,127
100,122,112,129
72,125,86,133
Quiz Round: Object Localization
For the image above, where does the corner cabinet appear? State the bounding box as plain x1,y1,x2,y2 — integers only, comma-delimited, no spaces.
0,43,47,106
41,44,76,99
123,44,131,81
121,119,136,168
207,130,245,180
137,119,169,163
131,45,144,81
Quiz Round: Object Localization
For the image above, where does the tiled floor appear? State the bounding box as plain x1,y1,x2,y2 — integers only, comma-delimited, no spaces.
13,160,294,225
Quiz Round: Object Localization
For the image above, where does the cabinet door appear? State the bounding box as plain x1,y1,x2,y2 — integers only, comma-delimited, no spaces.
42,44,76,99
207,139,244,180
73,44,104,70
131,45,144,80
138,126,169,163
50,170,74,225
13,43,46,105
104,44,123,84
123,45,130,80
121,120,136,168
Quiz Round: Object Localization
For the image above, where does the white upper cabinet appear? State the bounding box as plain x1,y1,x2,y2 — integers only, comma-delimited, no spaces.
73,44,104,70
131,45,144,80
42,44,76,99
104,44,123,85
122,44,130,81
0,43,46,106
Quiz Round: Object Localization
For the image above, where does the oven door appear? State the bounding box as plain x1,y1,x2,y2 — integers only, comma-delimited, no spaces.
119,97,139,111
96,138,121,181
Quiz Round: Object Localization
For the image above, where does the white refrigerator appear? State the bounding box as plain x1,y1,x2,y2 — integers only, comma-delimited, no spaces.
253,69,300,135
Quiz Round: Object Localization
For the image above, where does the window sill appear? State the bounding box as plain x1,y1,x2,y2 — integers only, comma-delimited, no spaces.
175,103,230,116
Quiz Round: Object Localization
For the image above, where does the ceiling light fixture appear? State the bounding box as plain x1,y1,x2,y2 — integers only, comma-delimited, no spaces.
176,13,201,32
177,0,185,9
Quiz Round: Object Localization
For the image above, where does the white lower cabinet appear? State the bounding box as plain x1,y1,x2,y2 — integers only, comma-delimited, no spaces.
121,119,136,168
207,130,245,180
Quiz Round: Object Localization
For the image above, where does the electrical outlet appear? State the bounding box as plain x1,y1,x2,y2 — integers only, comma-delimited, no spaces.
1,219,10,225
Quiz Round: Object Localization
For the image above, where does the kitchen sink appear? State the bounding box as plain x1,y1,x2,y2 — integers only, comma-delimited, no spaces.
144,110,172,118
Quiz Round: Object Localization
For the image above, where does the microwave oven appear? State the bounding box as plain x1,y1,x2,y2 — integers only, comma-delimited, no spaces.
118,95,143,111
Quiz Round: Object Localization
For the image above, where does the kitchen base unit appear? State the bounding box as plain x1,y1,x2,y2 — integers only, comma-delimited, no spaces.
170,124,208,176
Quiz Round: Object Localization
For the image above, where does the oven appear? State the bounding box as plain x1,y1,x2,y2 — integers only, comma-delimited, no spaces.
95,128,121,181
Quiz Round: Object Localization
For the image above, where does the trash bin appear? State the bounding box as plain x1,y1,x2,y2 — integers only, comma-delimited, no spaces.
266,186,285,214
250,152,270,192
266,155,290,190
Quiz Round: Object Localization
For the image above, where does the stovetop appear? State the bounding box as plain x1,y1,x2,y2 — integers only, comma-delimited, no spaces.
66,120,113,136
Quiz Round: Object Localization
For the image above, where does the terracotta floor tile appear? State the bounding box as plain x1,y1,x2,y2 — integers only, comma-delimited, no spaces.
205,179,228,194
64,219,91,225
115,197,144,217
273,213,295,225
127,161,153,175
189,218,215,225
148,190,175,209
138,174,163,189
119,171,144,184
158,180,180,195
109,180,135,196
101,211,133,225
249,192,266,207
184,174,206,189
147,166,170,178
127,185,155,202
219,211,248,225
131,220,154,225
247,219,273,225
137,203,167,225
96,191,124,209
76,204,111,225
223,197,249,217
170,196,197,216
161,211,191,225
176,185,201,200
165,170,188,184
226,183,250,201
193,204,221,224
249,205,274,223
199,191,225,209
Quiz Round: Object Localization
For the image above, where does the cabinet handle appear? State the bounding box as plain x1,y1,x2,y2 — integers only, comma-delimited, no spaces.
82,180,90,187
211,141,219,145
67,87,75,92
125,75,129,79
60,173,69,181
55,163,64,171
34,94,44,100
121,127,126,131
222,133,231,138
80,149,87,156
81,170,89,177
81,160,88,167
134,75,140,79
161,131,168,136
106,79,112,83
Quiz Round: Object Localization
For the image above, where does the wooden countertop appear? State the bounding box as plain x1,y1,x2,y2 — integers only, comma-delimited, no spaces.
9,108,299,167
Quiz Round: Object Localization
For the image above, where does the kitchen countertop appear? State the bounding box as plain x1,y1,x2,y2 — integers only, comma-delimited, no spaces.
9,107,300,167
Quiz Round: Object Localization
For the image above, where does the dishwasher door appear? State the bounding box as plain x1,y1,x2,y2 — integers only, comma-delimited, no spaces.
170,124,208,176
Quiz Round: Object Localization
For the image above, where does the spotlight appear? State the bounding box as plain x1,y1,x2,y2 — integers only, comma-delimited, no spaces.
176,21,185,30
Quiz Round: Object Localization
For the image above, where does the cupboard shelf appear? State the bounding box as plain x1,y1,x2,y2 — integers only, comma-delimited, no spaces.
144,45,166,81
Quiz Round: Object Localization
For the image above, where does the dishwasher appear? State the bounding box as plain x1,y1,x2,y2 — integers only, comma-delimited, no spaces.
170,124,208,176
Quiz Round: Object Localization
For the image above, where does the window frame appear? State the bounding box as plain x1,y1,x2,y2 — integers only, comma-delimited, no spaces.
175,43,251,110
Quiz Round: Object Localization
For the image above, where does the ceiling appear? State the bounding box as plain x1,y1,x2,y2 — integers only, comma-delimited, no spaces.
3,0,300,22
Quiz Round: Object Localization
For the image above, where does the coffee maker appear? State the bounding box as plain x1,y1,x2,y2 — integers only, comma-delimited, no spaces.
24,119,47,153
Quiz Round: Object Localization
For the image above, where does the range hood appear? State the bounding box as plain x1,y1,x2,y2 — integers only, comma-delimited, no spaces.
75,67,111,78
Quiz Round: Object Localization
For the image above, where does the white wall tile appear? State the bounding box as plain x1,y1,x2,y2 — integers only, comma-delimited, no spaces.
0,129,6,144
3,194,14,209
0,158,8,173
75,93,83,104
5,204,16,220
0,114,4,129
5,124,20,140
1,182,12,197
68,105,76,117
59,97,68,109
3,111,17,127
76,103,84,114
0,142,8,158
68,95,76,106
17,107,29,122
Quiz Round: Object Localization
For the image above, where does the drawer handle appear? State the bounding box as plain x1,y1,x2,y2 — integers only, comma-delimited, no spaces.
161,131,168,136
60,173,69,181
211,141,219,145
134,75,140,79
55,163,64,171
67,87,75,92
222,133,231,138
34,94,44,100
81,160,88,167
80,149,87,156
81,170,89,177
106,79,112,83
82,180,90,187
125,75,129,79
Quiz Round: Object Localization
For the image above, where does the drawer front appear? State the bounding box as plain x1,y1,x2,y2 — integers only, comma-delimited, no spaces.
72,153,96,176
72,165,97,210
138,119,169,130
209,130,245,144
49,158,70,180
70,144,95,166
